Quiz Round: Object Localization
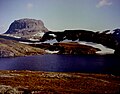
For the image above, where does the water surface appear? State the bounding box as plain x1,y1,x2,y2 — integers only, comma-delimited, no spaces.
0,54,120,75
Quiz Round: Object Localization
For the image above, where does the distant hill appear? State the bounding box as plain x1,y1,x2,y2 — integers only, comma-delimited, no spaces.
5,18,48,39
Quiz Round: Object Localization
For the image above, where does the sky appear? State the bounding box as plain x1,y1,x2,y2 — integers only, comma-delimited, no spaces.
0,0,120,33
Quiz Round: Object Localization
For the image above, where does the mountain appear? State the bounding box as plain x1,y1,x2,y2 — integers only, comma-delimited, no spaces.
5,18,48,39
3,18,120,55
0,38,46,57
41,30,117,49
39,29,120,55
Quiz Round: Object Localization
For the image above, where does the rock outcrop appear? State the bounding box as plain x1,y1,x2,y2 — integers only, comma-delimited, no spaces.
5,18,48,38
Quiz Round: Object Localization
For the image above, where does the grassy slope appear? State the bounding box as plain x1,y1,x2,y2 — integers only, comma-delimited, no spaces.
0,38,46,57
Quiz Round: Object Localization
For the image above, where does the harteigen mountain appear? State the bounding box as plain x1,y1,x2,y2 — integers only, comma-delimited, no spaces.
5,18,48,39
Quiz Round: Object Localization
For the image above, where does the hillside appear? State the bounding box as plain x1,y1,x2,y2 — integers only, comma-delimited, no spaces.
29,42,101,55
0,38,46,57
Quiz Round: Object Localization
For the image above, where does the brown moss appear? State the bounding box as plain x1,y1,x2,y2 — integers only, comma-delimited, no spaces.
54,42,100,55
0,71,119,93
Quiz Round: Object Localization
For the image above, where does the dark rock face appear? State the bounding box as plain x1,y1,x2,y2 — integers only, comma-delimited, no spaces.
5,18,48,37
41,30,117,49
114,43,120,56
113,29,120,42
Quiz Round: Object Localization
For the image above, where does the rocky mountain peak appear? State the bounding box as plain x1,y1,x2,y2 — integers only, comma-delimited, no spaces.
5,18,48,37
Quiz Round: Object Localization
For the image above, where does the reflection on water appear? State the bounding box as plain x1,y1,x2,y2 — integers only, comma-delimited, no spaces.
0,54,120,75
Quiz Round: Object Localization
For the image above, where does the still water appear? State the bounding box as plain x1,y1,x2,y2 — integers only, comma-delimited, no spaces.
0,54,120,75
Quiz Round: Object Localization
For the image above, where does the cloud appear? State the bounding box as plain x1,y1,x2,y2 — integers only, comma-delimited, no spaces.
27,3,34,9
96,0,112,8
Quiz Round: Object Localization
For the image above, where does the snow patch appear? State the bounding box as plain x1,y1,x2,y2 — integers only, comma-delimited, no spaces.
29,38,39,41
33,32,45,37
43,39,58,45
106,30,114,34
3,34,21,38
78,41,114,54
62,39,79,43
19,42,33,44
45,50,59,54
49,34,56,37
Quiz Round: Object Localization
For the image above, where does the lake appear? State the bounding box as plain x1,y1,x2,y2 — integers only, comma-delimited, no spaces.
0,54,120,75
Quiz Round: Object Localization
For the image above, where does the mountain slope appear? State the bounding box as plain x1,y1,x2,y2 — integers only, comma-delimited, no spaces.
0,38,46,57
